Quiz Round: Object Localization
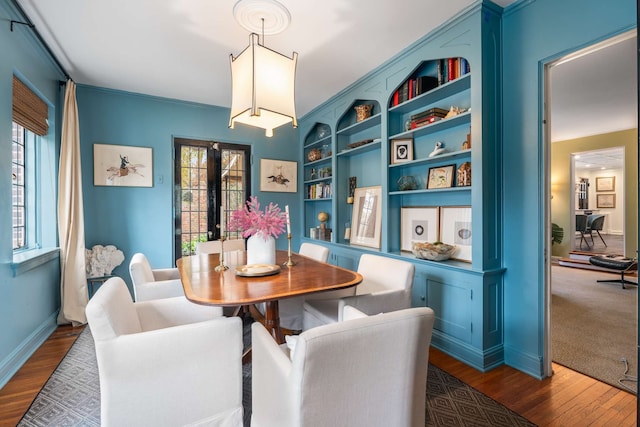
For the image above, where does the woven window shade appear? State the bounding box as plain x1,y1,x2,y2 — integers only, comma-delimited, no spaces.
13,76,48,136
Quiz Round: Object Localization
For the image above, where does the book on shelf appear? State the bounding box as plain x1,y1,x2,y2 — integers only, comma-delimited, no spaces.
307,182,332,200
390,57,470,108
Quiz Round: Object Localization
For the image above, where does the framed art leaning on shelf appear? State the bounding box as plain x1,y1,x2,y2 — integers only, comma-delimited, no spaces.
401,207,440,252
391,138,413,164
440,206,472,262
427,164,456,189
350,186,382,249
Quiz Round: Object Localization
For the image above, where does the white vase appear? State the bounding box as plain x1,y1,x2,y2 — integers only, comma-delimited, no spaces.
246,232,276,265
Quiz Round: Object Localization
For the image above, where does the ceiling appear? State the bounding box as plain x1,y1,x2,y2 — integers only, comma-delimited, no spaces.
550,33,637,172
15,0,635,143
16,0,516,119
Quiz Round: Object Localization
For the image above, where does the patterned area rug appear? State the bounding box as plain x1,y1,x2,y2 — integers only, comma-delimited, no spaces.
19,325,535,427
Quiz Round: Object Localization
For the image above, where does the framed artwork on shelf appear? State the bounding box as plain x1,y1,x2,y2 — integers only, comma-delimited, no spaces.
400,207,440,252
596,193,616,208
440,206,472,262
596,176,615,192
93,143,153,187
427,164,456,189
391,138,413,164
260,158,297,192
350,186,382,249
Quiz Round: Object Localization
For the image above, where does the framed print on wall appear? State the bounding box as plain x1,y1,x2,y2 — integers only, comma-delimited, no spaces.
260,158,297,192
596,193,616,208
440,206,472,262
93,143,153,187
350,186,382,249
596,176,615,192
401,207,440,252
427,164,456,189
391,138,413,164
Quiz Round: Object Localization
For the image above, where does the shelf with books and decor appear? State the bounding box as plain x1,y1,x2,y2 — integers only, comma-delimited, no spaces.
303,123,334,240
333,100,382,247
297,4,504,372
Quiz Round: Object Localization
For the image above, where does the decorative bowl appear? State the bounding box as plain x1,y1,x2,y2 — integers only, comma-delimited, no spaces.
411,242,456,261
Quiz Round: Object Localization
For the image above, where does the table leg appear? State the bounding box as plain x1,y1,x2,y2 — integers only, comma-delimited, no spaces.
263,300,285,344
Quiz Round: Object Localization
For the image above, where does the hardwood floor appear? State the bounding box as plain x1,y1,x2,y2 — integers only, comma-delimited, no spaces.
0,325,636,426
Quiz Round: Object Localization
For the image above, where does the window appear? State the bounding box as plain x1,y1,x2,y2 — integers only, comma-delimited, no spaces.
12,122,27,249
11,75,54,255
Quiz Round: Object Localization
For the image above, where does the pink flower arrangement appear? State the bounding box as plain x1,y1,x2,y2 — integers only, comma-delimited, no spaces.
228,196,287,240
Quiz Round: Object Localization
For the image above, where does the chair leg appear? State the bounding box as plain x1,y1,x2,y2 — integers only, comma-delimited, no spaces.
596,230,607,247
597,271,637,289
579,232,590,250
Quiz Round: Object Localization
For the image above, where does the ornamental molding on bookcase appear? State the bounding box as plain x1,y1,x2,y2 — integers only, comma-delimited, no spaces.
440,29,472,48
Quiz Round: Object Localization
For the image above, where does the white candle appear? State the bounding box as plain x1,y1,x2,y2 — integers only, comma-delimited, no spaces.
220,207,224,235
285,205,291,234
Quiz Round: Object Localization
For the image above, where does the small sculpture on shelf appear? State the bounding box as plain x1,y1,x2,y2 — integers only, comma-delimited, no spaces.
347,177,357,204
457,162,471,187
428,141,447,158
354,104,373,122
397,176,417,191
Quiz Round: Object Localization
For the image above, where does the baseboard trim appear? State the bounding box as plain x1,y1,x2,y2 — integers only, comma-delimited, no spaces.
0,312,58,389
431,330,504,372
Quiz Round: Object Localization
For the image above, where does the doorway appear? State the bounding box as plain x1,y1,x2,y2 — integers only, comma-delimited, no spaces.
571,147,625,254
173,137,251,263
544,30,638,383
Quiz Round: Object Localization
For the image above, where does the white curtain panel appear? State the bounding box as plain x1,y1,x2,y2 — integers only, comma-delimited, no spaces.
57,80,88,325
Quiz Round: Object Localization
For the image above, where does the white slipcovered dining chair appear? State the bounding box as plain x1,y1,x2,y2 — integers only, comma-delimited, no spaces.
253,242,334,331
251,305,435,427
85,277,239,427
129,252,183,301
298,242,330,263
195,238,246,254
302,253,415,330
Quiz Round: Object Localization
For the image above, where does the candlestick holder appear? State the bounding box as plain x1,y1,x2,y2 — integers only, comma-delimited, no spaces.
215,234,229,271
284,233,296,267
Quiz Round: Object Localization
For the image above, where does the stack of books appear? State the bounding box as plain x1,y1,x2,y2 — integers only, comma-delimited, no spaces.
409,107,448,129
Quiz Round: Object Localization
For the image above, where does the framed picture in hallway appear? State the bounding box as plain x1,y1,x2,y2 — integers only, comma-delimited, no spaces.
595,176,615,192
596,194,616,208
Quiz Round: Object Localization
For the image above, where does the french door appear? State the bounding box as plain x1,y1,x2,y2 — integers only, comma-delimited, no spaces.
173,138,250,262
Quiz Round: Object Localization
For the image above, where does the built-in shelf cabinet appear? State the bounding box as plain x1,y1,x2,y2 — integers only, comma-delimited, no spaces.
298,3,503,372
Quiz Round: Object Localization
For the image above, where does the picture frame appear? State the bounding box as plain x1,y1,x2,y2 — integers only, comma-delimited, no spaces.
427,164,456,189
93,143,153,187
350,186,382,249
260,158,297,192
596,176,615,192
596,193,616,208
401,207,440,252
439,206,472,262
391,138,413,164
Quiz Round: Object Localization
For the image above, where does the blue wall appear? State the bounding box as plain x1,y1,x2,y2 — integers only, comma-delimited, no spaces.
76,86,301,289
501,0,636,375
0,0,637,388
0,1,65,387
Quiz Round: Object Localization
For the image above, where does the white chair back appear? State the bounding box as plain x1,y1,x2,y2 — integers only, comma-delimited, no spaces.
195,239,245,254
299,242,330,262
252,306,435,427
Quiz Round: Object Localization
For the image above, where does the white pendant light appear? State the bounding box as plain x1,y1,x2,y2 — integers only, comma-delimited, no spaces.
229,0,298,137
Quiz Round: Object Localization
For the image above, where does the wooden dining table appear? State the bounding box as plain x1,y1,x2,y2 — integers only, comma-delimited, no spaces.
177,250,362,344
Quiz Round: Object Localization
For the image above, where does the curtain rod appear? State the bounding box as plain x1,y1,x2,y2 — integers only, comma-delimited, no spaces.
10,1,71,82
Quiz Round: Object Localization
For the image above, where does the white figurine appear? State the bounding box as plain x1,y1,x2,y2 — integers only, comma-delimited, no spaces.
428,141,448,157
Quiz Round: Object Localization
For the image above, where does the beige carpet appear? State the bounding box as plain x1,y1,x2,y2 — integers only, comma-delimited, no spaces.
552,265,637,393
